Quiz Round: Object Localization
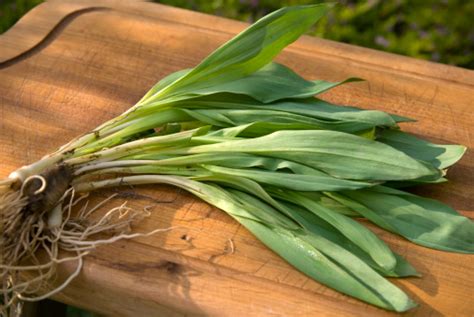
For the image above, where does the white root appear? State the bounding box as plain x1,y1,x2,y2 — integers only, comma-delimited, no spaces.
47,204,63,229
1,185,180,316
17,257,84,302
21,175,47,195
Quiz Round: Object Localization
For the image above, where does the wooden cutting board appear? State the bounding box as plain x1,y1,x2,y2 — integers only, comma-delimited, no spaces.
1,1,473,316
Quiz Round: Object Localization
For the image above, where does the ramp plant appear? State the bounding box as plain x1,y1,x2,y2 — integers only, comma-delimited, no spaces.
1,3,472,315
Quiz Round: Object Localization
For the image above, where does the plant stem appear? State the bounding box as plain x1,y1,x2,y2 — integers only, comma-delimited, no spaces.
8,153,64,182
73,174,200,193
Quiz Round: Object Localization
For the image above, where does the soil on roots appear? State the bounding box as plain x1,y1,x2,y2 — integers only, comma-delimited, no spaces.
1,180,176,316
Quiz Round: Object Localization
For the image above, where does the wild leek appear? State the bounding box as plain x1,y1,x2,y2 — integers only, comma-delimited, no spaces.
1,4,472,314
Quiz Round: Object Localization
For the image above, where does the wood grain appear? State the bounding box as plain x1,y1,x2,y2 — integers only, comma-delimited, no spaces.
1,1,473,316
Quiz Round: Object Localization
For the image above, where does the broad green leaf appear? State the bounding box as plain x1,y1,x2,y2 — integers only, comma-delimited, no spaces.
384,177,448,189
176,179,416,312
148,152,312,172
151,171,415,279
202,164,374,191
339,187,474,253
129,152,363,181
183,108,379,134
140,4,334,105
235,218,416,312
220,189,416,312
378,129,467,169
265,97,399,126
75,173,417,312
274,190,397,270
189,174,416,277
308,192,359,216
286,201,418,277
267,197,418,277
205,121,374,137
194,173,303,229
175,94,400,128
185,130,440,181
194,62,359,103
194,172,360,226
147,63,360,104
222,187,301,230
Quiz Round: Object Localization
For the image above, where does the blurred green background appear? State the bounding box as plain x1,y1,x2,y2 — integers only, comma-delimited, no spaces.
1,0,473,69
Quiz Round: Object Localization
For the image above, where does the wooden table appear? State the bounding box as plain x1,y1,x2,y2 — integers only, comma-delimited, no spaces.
1,1,473,316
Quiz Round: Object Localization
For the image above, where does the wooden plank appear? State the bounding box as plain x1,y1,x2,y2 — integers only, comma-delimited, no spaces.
0,1,472,316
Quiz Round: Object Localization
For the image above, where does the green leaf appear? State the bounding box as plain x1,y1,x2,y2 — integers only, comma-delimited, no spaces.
185,130,440,181
178,178,416,312
141,4,335,105
71,126,209,160
201,164,374,191
237,219,416,312
272,198,419,277
309,193,360,217
128,152,348,179
389,113,416,123
147,63,359,104
138,69,191,105
339,187,474,253
273,190,397,271
175,94,400,129
220,189,416,312
77,109,193,153
198,62,359,103
194,173,302,229
74,171,418,312
183,107,378,134
186,174,416,277
378,129,467,169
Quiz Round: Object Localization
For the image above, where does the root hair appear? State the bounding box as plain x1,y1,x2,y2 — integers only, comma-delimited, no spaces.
1,183,178,316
